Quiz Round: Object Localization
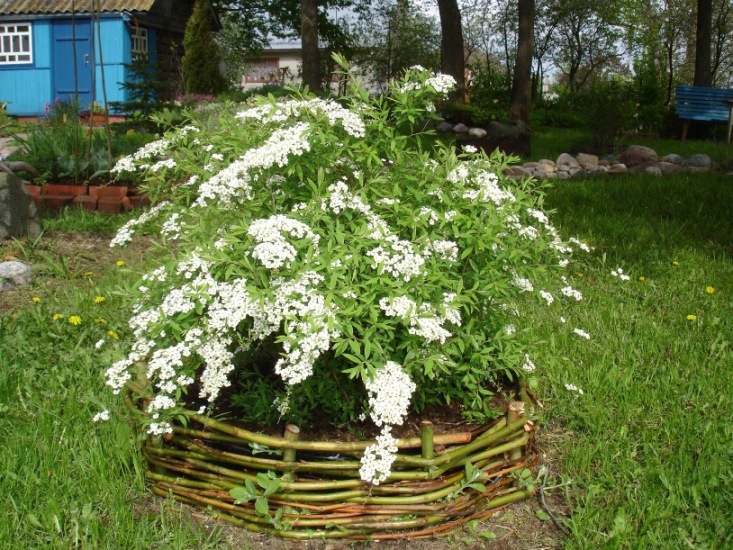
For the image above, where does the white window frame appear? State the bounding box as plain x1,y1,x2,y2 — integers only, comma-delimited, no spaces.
131,27,148,59
0,23,33,65
245,59,280,84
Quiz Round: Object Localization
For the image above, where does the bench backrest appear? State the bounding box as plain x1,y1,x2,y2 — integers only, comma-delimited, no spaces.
675,85,733,122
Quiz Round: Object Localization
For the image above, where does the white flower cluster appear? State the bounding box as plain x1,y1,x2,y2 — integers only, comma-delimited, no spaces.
195,122,312,208
561,286,583,301
450,165,516,206
378,295,459,344
359,428,398,485
110,201,172,247
236,98,365,138
425,73,457,95
521,354,536,373
248,215,320,270
611,267,630,281
539,290,554,305
512,273,534,293
573,328,591,340
366,361,416,426
565,383,584,395
366,239,425,282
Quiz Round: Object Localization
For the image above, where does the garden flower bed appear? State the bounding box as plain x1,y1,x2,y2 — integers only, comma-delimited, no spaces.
103,58,587,539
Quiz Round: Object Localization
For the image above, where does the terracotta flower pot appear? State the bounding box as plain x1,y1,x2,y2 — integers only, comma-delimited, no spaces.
89,185,129,199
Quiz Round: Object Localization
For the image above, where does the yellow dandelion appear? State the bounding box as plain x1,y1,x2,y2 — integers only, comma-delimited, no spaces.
686,314,697,321
672,260,680,266
68,315,82,325
705,286,715,295
638,276,646,282
575,272,584,278
84,271,93,277
52,313,64,321
107,330,119,340
32,296,41,303
116,260,125,267
94,296,106,304
94,318,107,324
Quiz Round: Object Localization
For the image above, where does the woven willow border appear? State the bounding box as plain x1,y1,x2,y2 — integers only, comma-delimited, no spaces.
134,398,537,540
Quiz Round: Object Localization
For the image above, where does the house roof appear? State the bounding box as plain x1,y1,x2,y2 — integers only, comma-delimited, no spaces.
0,1,156,15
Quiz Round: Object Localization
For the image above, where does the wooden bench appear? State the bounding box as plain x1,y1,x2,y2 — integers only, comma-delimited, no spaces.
675,85,733,142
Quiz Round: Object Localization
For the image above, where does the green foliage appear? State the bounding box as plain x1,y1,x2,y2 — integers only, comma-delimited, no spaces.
465,63,512,125
109,55,166,118
108,62,584,443
10,103,156,184
182,0,227,95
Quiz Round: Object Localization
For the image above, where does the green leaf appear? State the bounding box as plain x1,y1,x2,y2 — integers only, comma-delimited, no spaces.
254,497,269,517
535,510,551,521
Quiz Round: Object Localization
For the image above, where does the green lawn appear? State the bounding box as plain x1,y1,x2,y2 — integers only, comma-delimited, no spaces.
1,168,731,547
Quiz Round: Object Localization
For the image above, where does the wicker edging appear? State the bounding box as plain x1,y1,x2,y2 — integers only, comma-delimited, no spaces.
132,397,537,540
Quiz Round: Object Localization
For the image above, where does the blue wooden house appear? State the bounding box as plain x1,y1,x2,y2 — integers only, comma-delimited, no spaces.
0,0,209,116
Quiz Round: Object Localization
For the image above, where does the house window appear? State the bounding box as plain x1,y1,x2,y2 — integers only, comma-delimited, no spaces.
245,59,279,83
131,27,148,59
0,23,33,65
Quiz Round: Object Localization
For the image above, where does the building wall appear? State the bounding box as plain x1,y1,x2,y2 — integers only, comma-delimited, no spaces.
0,15,156,116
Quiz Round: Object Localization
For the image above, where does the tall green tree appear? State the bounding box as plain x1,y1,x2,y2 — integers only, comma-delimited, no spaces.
183,0,227,95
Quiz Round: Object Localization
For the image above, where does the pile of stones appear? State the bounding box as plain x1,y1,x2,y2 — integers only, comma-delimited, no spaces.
438,121,718,180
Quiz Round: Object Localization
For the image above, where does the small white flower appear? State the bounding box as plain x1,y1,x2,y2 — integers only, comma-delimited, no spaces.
573,328,591,340
564,383,584,395
92,410,110,422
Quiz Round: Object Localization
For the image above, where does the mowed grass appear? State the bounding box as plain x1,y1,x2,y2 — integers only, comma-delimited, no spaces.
1,170,732,548
527,172,733,547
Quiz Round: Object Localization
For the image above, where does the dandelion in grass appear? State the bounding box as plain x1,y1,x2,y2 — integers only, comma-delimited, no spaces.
84,271,93,277
94,296,106,304
107,330,119,340
573,328,591,340
686,314,697,321
706,286,715,295
116,260,125,267
638,276,646,282
31,296,41,303
52,313,64,321
92,410,110,422
95,318,107,324
68,315,82,325
672,260,680,266
564,383,584,395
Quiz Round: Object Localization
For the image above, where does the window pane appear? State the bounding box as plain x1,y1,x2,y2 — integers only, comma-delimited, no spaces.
12,35,20,52
22,35,29,52
2,36,10,52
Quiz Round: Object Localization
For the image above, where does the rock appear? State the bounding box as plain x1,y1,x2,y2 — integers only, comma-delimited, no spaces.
618,145,658,167
486,121,521,139
0,172,42,240
0,260,32,291
682,153,712,169
658,161,683,174
436,121,454,133
503,166,527,177
588,166,609,177
662,153,683,164
576,153,599,169
645,165,663,176
607,163,628,174
538,159,556,167
467,127,487,139
556,153,580,168
453,123,469,134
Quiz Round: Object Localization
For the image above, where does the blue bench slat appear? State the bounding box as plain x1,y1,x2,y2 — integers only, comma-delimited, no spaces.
675,85,733,123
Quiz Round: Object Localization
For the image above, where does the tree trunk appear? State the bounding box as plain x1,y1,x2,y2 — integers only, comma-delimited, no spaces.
693,0,712,86
509,0,534,127
301,0,321,92
437,0,465,103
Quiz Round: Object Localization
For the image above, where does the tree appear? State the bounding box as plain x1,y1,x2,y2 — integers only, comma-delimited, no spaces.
301,0,321,91
509,0,535,126
693,0,713,86
183,0,227,95
437,0,465,102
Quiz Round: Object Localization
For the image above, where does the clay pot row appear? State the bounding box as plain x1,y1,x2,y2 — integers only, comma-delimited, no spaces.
24,184,149,214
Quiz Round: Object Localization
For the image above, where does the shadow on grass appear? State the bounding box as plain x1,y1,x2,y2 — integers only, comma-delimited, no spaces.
543,173,733,261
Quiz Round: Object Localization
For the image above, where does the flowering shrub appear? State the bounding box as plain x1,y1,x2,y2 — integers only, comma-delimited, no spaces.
106,61,586,483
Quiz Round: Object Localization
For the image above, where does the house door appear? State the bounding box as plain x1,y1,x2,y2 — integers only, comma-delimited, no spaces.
52,19,93,108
